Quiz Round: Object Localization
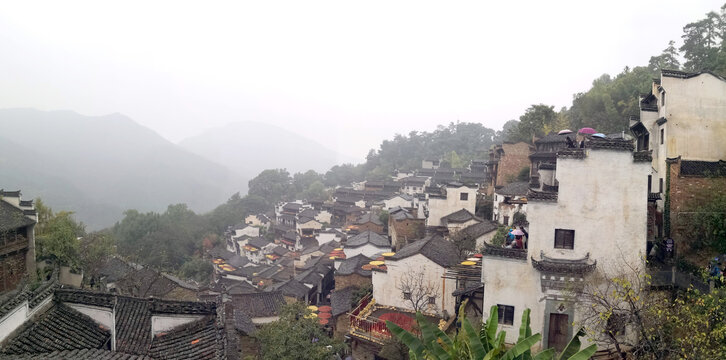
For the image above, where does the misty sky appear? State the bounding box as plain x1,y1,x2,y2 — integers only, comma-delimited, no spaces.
0,1,723,161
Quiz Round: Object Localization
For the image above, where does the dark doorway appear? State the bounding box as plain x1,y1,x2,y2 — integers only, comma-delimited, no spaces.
548,313,569,352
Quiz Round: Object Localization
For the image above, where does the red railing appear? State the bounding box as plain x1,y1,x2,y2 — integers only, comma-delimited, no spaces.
348,294,392,344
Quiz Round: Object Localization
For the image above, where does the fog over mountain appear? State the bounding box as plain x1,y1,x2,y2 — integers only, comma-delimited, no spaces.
0,109,244,229
179,121,355,180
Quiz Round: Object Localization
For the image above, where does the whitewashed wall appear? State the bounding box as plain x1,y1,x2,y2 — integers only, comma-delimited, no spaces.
372,254,456,317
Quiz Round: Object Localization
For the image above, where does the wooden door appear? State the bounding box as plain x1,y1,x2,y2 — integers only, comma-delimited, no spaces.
548,313,569,352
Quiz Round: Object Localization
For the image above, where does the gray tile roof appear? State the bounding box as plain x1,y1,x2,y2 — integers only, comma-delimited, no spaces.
356,212,383,226
1,303,110,355
345,231,390,248
247,237,270,249
495,181,530,196
391,234,460,268
336,254,372,277
268,279,310,299
460,221,499,239
231,292,285,318
330,286,359,316
441,209,480,224
147,316,221,360
0,200,35,232
680,160,726,177
0,349,153,359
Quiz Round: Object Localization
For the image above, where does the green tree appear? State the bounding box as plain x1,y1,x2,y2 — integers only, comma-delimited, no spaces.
680,8,725,73
302,180,328,201
511,104,558,143
648,40,681,72
255,302,345,360
36,211,85,269
569,66,655,133
179,257,213,282
386,301,596,360
248,169,293,206
79,231,115,279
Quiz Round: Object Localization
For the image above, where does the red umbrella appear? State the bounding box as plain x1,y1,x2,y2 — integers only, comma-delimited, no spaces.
319,318,329,325
318,305,332,312
318,312,332,319
578,127,596,135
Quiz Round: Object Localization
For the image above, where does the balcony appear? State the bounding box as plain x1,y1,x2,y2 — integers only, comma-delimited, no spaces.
348,295,392,344
482,243,527,260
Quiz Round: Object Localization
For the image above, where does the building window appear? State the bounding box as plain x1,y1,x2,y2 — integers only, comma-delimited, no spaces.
428,296,436,304
403,292,411,300
661,92,666,106
659,178,663,193
554,229,575,249
503,216,509,226
660,129,664,145
497,305,515,325
647,175,652,193
460,193,469,201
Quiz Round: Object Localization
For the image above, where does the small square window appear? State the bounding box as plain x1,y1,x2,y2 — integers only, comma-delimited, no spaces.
460,193,469,201
554,229,575,249
428,296,436,304
403,292,411,300
497,305,514,325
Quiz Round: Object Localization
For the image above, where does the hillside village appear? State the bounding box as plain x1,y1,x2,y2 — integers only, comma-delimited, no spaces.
1,68,726,358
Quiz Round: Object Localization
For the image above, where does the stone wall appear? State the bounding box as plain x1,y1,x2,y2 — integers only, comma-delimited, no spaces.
357,222,384,235
389,218,425,250
667,158,726,248
0,250,27,293
334,274,371,290
495,142,532,187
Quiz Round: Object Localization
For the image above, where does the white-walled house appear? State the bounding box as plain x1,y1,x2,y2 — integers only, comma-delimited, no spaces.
480,139,650,351
441,208,482,234
426,183,477,227
315,210,333,224
245,214,271,229
343,231,391,258
460,220,499,250
296,217,323,237
316,229,344,246
233,226,260,239
371,235,459,317
381,194,414,210
401,176,431,196
493,181,529,226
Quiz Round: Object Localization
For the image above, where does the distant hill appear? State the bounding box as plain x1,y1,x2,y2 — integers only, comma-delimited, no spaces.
179,121,354,180
0,109,244,229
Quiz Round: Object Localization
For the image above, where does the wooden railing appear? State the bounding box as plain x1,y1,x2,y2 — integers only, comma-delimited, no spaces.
347,294,393,344
349,313,391,344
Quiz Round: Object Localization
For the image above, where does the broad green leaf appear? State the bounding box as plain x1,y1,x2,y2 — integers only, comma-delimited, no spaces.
386,320,424,359
533,348,555,360
486,305,499,345
564,344,597,360
556,328,586,360
462,317,486,360
501,334,542,360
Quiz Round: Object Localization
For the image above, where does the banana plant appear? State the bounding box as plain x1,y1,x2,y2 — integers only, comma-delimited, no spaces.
386,302,597,360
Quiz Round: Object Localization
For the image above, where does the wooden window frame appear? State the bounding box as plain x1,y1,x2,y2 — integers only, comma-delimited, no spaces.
497,305,515,325
554,229,575,249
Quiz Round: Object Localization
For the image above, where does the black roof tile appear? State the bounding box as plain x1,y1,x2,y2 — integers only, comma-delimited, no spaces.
231,292,284,318
2,303,110,355
391,235,459,268
345,231,390,248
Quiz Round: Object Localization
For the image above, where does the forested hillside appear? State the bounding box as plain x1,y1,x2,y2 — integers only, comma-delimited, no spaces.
41,4,726,281
0,109,244,229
